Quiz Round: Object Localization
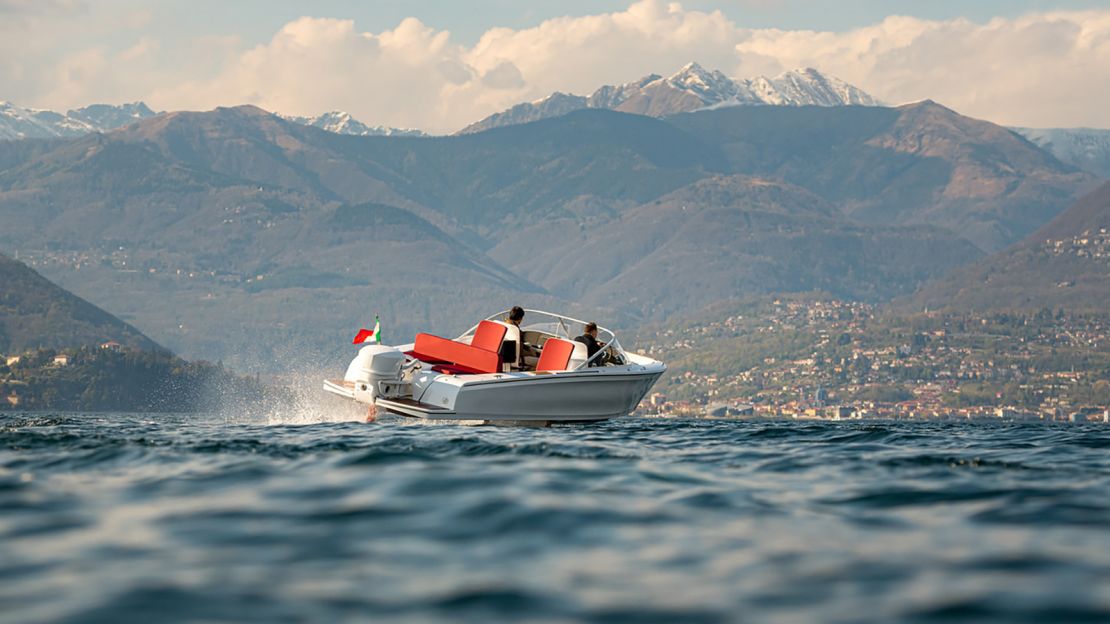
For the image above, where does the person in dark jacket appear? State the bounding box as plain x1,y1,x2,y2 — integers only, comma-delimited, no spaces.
503,306,526,368
575,322,606,365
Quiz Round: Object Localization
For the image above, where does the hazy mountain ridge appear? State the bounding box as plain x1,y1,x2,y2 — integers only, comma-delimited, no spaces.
459,63,880,134
908,182,1110,312
488,175,983,320
667,101,1097,253
0,102,1096,365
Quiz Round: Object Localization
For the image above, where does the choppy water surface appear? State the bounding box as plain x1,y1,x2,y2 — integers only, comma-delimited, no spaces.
2,414,1109,623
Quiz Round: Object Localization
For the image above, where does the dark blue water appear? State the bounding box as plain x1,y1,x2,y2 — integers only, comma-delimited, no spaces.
2,414,1109,623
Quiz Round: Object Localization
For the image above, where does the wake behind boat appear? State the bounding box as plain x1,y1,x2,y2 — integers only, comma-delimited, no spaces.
323,309,665,424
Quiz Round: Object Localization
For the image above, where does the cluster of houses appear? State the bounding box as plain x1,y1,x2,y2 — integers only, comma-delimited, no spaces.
1044,228,1110,261
1,341,124,407
635,299,1110,422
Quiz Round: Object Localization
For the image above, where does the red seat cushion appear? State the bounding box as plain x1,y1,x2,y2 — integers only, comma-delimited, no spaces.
535,337,576,372
411,333,500,374
471,320,508,353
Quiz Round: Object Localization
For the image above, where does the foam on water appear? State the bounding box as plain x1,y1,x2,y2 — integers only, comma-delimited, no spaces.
2,415,1109,623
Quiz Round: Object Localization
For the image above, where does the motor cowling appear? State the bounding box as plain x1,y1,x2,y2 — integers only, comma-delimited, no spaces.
344,345,405,404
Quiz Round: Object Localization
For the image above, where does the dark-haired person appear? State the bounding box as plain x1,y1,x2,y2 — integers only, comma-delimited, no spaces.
575,322,606,366
504,306,529,369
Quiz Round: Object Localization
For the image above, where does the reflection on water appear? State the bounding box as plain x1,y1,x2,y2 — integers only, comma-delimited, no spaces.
2,414,1109,623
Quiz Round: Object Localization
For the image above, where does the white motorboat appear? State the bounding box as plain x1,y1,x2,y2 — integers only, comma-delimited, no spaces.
323,309,665,424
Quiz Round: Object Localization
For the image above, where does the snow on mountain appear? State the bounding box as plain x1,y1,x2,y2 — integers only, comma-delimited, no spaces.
586,74,662,109
0,101,91,140
459,63,881,134
748,67,879,107
1013,127,1110,178
643,62,883,109
68,102,156,131
0,101,156,140
282,111,427,137
457,93,590,135
665,63,749,104
0,101,426,141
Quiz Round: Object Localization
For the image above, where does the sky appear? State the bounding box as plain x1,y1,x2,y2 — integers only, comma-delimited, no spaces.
2,0,1109,133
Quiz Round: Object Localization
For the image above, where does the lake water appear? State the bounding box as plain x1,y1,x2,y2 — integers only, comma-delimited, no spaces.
2,413,1109,623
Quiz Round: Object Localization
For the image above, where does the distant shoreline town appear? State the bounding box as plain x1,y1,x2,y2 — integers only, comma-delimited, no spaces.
637,400,1110,424
633,297,1110,424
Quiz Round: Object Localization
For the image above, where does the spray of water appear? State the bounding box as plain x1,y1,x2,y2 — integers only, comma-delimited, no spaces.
263,368,368,426
194,343,367,426
197,340,495,428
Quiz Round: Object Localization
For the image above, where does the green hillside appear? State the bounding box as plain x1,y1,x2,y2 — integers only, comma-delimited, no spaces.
0,253,162,354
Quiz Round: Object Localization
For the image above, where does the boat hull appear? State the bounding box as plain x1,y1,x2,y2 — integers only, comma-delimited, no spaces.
378,365,664,423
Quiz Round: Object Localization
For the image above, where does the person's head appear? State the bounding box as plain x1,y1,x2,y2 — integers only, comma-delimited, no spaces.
508,306,525,325
584,322,598,337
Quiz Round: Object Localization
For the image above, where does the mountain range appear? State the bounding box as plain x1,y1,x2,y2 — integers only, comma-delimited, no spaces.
5,63,1110,183
0,95,1097,368
0,101,157,140
459,63,880,134
0,100,422,140
0,64,876,140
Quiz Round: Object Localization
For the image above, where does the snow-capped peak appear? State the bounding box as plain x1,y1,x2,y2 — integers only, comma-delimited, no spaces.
67,102,156,130
670,61,711,82
0,100,431,141
664,63,742,102
458,62,881,134
656,65,883,111
619,63,879,111
280,111,428,137
763,68,880,107
531,92,582,106
0,101,142,140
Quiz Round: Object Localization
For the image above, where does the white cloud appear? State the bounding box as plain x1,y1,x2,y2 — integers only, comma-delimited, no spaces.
150,1,757,131
730,11,1110,128
4,1,1110,131
150,16,475,129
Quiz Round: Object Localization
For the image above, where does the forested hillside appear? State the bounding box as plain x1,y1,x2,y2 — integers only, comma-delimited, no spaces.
0,102,1096,367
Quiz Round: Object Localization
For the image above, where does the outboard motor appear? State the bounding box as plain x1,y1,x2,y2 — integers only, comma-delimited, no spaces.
344,345,406,404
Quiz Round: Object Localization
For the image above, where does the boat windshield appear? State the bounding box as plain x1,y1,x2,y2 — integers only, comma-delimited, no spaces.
457,309,627,370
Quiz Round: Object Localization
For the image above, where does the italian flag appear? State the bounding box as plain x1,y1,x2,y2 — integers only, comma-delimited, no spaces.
352,316,382,345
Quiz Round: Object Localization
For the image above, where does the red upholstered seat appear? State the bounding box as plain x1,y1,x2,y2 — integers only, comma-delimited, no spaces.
410,332,501,374
535,337,576,372
471,320,508,353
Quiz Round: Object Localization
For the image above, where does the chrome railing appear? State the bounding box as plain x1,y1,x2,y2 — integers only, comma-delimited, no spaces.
455,308,624,370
